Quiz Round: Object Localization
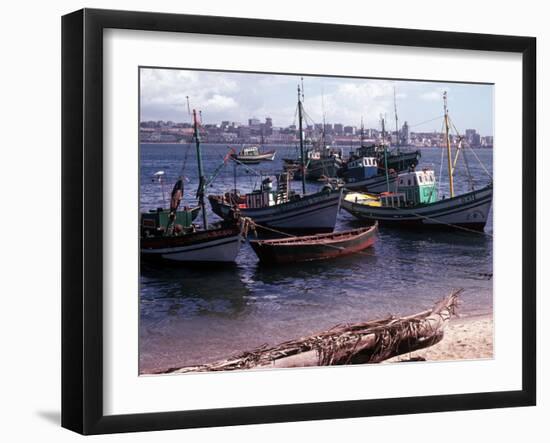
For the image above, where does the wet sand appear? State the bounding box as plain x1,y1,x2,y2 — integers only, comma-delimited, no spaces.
387,314,493,363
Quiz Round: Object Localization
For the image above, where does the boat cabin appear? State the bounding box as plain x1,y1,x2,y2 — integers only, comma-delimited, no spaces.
241,146,260,156
396,169,437,205
343,156,378,181
244,173,293,209
141,207,196,237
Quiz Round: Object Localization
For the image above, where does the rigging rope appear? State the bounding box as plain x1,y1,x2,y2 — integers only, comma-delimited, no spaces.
449,117,493,181
408,115,444,129
437,120,445,198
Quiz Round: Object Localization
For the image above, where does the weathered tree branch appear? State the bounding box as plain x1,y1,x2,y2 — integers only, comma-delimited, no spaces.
159,289,461,374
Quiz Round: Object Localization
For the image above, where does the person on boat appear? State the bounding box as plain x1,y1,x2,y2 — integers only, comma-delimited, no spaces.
167,177,185,233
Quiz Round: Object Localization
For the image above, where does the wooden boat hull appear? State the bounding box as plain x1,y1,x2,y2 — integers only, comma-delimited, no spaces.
250,223,377,264
384,150,421,173
208,189,342,234
341,184,493,231
140,225,242,263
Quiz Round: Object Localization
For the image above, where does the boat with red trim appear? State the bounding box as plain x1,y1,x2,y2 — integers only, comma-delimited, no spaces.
249,222,378,264
141,107,244,263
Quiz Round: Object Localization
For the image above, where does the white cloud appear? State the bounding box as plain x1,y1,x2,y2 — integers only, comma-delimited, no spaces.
419,87,450,102
138,69,492,135
205,94,238,111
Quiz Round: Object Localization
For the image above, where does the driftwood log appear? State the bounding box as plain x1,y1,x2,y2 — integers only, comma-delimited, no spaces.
161,289,461,374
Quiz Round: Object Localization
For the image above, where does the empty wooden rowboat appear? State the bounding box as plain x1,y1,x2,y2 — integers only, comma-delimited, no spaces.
249,222,378,264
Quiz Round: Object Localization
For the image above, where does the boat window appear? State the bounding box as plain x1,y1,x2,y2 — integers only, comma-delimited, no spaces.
408,179,411,186
419,175,423,183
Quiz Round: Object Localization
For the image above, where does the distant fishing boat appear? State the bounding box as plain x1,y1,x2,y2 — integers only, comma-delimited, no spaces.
141,108,245,263
249,222,378,264
304,146,343,180
348,89,420,176
340,116,418,193
341,92,493,231
338,154,399,193
230,145,276,164
283,137,343,181
209,83,341,235
352,144,421,174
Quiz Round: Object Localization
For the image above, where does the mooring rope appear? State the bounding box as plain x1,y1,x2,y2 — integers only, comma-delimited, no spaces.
246,219,492,280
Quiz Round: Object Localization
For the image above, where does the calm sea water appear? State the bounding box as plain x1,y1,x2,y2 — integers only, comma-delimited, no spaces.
139,143,493,373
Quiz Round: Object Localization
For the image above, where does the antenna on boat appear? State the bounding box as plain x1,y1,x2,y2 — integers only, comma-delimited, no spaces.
394,86,400,153
443,91,455,198
381,115,390,193
193,108,208,230
360,116,365,147
186,96,191,115
297,83,307,195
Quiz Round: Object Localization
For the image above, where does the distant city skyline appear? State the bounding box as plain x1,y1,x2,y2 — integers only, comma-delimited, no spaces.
140,68,494,137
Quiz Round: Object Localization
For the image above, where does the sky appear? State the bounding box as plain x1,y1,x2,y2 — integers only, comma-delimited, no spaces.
140,68,494,137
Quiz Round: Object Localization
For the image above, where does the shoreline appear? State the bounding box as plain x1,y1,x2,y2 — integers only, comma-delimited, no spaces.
142,312,494,374
387,312,493,363
139,142,494,149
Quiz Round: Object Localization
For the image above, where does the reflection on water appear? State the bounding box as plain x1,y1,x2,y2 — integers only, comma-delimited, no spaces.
139,145,493,373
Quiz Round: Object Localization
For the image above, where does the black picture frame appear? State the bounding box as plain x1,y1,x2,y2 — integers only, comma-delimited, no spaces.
61,8,536,435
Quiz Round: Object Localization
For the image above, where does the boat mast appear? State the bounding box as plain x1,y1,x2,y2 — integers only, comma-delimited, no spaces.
360,116,364,147
381,116,390,193
297,84,307,195
394,86,400,153
443,92,455,198
193,109,208,229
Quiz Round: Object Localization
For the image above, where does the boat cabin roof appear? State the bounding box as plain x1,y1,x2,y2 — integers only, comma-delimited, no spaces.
398,169,436,187
348,157,378,168
242,146,260,155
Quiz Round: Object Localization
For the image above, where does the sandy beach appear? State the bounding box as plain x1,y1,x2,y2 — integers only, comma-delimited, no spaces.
387,314,493,363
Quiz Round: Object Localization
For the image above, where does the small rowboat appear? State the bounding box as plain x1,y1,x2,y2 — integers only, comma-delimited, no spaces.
249,222,377,264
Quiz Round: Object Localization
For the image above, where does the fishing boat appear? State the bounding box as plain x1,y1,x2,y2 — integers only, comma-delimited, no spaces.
303,145,343,180
339,154,399,193
348,91,420,175
341,92,493,231
140,172,201,237
351,144,420,174
249,222,378,264
141,205,200,238
339,116,416,193
208,84,342,235
283,138,343,181
141,108,245,263
230,145,276,163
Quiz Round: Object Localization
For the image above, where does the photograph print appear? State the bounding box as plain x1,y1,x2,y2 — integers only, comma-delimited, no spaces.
139,67,493,375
